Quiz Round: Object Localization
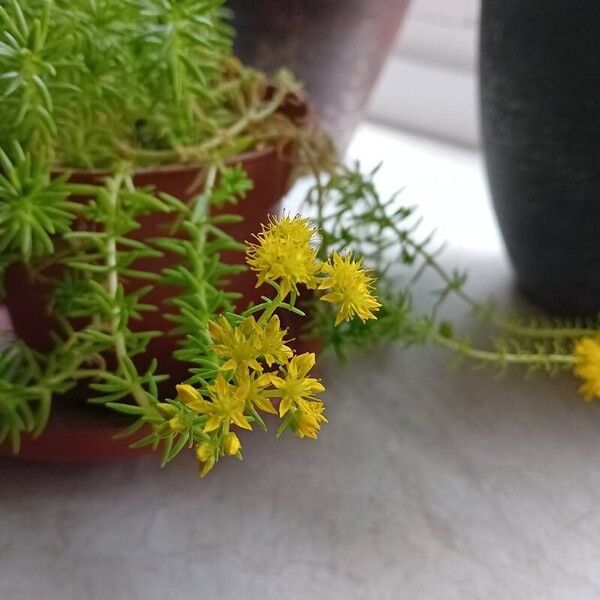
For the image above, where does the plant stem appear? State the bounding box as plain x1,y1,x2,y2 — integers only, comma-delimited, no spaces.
433,333,576,367
404,238,477,307
408,239,598,340
105,173,150,409
120,89,289,165
257,293,285,326
478,311,596,340
192,164,216,278
302,142,328,260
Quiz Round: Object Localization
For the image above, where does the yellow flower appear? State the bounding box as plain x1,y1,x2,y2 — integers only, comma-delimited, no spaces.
236,369,277,415
255,315,293,367
246,216,320,297
208,315,262,373
573,338,600,400
290,399,328,439
203,375,253,432
222,432,242,456
269,352,325,417
319,251,381,325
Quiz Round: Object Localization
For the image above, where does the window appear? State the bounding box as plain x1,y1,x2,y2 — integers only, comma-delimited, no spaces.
368,0,480,146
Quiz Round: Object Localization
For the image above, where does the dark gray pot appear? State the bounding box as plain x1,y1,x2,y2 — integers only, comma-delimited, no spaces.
480,1,600,315
228,0,410,151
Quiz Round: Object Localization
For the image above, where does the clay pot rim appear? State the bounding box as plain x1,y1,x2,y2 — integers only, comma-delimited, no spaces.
50,91,312,180
51,145,281,179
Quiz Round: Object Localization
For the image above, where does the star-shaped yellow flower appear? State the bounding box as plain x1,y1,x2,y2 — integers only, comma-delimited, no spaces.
203,375,253,433
319,251,381,325
255,315,293,367
208,315,262,373
268,352,325,417
236,369,277,415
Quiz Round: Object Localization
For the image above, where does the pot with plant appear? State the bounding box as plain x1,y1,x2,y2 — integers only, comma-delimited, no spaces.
6,0,600,476
0,0,389,470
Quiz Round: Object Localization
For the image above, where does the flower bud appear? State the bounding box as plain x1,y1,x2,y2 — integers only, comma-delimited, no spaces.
176,384,202,407
198,457,215,478
195,442,213,463
222,432,241,456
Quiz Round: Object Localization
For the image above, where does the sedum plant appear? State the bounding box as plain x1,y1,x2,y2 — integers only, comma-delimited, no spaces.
0,0,375,475
2,0,599,476
0,0,297,168
305,164,600,404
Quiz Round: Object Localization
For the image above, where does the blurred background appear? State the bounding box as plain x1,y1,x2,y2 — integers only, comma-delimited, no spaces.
359,0,498,257
229,0,498,259
369,0,479,146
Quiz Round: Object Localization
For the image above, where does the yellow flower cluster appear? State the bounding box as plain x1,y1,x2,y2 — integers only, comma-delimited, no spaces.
573,338,600,400
208,315,293,374
176,313,326,476
247,216,381,324
167,215,380,477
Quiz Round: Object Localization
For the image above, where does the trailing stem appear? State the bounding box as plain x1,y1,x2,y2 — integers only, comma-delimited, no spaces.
105,172,151,409
433,332,575,371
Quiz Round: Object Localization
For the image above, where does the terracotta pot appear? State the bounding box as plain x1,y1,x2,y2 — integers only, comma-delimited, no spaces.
2,402,154,463
1,310,320,463
229,0,411,151
0,104,322,462
4,147,293,387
